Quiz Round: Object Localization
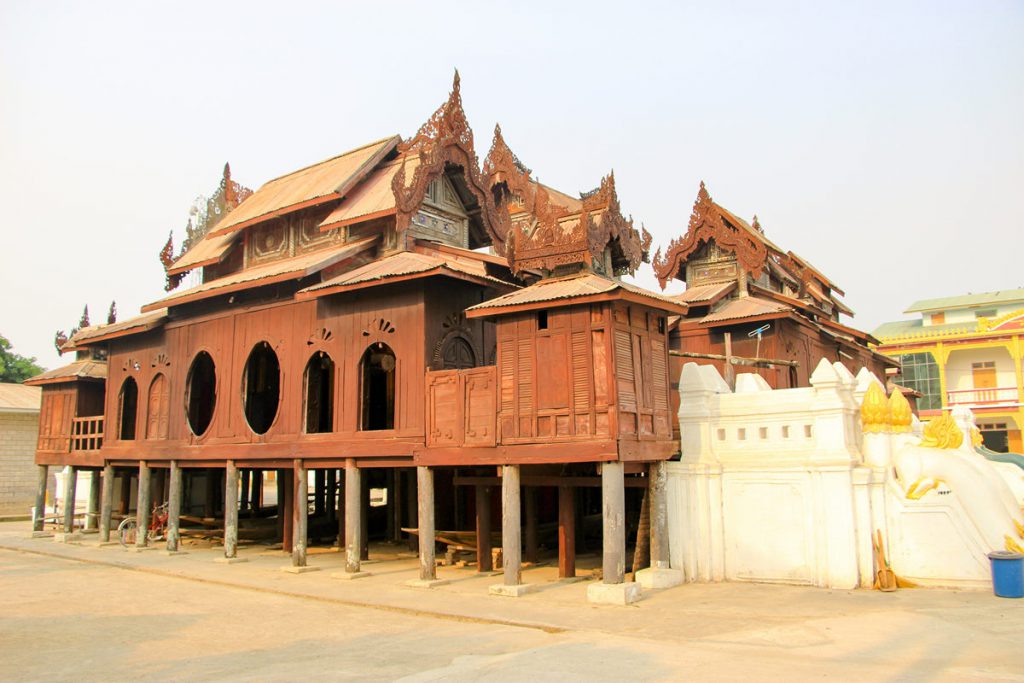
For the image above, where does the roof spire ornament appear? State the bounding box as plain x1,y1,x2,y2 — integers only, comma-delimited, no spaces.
752,214,763,233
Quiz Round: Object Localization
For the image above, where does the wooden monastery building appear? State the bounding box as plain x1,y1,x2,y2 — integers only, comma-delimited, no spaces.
27,74,684,598
26,73,889,600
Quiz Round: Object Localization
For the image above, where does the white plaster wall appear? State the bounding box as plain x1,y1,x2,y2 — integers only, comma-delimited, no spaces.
945,347,1016,391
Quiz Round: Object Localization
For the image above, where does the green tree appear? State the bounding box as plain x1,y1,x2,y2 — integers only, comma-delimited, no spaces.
0,334,45,383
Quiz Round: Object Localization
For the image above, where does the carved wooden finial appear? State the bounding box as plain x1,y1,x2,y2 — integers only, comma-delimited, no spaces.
697,180,711,203
752,214,763,233
453,68,461,92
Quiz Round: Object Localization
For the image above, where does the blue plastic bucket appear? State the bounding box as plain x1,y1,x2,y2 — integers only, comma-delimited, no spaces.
988,551,1024,598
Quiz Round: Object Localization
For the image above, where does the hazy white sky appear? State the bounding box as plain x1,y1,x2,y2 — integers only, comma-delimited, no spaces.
2,1,1021,371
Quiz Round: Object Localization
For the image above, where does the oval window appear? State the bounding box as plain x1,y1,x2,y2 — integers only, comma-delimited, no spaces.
185,351,217,436
243,342,280,435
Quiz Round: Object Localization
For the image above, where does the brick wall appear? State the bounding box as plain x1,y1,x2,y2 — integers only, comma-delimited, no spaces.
0,411,41,515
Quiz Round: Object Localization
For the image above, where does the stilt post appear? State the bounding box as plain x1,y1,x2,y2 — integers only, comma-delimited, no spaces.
224,461,239,559
293,459,307,567
62,466,78,533
32,465,48,532
502,465,522,586
86,470,101,530
135,462,151,548
99,464,114,542
166,460,182,552
417,465,436,581
601,462,626,584
344,459,362,573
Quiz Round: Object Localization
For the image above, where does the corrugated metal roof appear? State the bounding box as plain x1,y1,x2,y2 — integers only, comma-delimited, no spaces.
0,383,41,412
466,272,687,314
699,296,792,324
318,155,419,230
904,288,1024,314
299,249,511,298
209,136,400,237
143,236,378,312
674,281,735,304
67,309,168,348
168,229,240,275
23,360,108,386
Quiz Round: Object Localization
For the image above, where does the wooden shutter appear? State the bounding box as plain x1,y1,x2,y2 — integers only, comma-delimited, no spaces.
464,367,496,447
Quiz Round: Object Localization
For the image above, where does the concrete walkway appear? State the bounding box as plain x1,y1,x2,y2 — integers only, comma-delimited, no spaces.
1,521,1022,681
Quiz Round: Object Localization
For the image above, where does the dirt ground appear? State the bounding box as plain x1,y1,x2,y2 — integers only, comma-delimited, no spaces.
1,522,1022,682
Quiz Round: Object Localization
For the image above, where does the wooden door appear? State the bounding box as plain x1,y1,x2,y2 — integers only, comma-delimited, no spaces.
972,361,997,389
146,373,170,440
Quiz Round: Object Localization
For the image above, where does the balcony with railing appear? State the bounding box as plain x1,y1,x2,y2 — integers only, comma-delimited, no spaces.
946,387,1020,409
70,416,105,452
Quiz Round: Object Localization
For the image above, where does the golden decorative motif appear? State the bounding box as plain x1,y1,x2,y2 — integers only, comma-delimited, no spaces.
887,388,912,433
860,382,889,434
919,414,963,450
905,477,941,500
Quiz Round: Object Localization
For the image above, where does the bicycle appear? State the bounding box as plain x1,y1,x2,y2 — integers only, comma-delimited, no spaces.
118,502,169,546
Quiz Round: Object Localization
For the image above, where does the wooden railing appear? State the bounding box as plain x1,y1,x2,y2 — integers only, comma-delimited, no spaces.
70,416,104,452
946,387,1019,407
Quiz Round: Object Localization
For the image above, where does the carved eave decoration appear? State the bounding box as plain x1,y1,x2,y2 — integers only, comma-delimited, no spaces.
484,131,649,277
652,182,769,289
391,71,509,254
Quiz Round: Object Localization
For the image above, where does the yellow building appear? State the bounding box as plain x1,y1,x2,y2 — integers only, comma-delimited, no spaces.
873,288,1024,453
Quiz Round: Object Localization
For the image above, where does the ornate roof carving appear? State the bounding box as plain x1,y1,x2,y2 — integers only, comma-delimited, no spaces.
652,182,769,289
483,128,649,277
391,71,509,253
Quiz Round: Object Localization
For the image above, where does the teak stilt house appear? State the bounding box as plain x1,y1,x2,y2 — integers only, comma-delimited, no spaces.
27,73,682,594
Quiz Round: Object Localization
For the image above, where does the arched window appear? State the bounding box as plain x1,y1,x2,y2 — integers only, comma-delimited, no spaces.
243,342,281,435
118,377,138,440
146,373,169,440
442,336,475,370
185,351,217,437
304,351,335,433
360,343,395,431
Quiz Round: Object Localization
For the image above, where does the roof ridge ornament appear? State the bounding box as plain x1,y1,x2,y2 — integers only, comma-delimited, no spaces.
391,70,509,253
651,181,769,289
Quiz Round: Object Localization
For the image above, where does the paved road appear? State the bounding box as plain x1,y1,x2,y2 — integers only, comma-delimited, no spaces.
1,542,1022,682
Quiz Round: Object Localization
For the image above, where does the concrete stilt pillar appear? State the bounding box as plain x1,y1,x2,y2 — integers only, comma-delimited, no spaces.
223,461,239,559
135,462,151,548
62,466,78,534
166,461,182,552
32,465,48,532
588,461,640,604
417,466,435,580
332,461,367,580
601,461,625,584
86,470,101,530
292,460,308,567
403,465,446,588
489,465,534,597
501,465,522,586
344,460,364,575
475,484,492,572
99,464,114,542
635,461,683,590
